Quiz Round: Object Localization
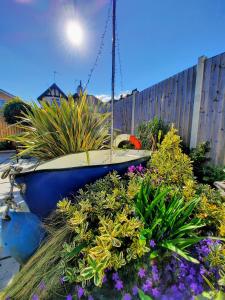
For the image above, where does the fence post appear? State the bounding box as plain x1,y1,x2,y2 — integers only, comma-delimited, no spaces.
190,55,207,149
131,91,137,134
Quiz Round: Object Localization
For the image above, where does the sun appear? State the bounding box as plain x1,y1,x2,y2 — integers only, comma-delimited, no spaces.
66,20,83,47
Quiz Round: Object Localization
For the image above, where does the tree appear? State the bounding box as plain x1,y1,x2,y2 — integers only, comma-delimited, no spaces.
3,97,31,124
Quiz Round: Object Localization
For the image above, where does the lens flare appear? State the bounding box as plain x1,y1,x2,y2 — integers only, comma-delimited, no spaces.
66,20,83,47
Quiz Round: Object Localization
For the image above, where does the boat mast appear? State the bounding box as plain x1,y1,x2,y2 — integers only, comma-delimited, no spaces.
110,0,116,161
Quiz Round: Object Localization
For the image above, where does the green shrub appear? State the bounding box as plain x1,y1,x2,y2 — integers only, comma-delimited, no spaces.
3,97,31,124
195,184,225,237
2,172,148,299
134,179,205,263
0,140,14,150
190,142,225,185
201,165,225,185
7,94,110,160
2,168,223,299
58,172,148,287
149,127,195,199
136,117,169,151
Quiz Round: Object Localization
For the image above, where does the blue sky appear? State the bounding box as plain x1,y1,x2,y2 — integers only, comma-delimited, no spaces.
1,0,225,102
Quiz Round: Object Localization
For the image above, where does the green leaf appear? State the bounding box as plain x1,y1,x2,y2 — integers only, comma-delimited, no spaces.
138,289,153,300
94,271,103,286
65,242,87,260
149,250,158,260
161,241,199,264
215,291,225,300
80,267,94,280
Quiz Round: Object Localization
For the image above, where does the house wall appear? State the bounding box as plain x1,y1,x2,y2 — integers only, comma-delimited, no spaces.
0,91,13,111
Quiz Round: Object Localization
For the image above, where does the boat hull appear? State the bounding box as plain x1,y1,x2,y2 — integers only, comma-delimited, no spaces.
1,211,45,264
15,154,148,219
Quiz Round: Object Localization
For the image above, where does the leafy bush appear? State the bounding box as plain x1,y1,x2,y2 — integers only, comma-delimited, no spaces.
7,94,110,160
58,172,148,287
91,239,224,300
2,172,148,299
3,97,31,124
196,184,225,237
137,117,169,151
0,140,14,150
149,127,195,200
190,142,225,185
200,165,225,185
3,127,225,300
134,180,204,263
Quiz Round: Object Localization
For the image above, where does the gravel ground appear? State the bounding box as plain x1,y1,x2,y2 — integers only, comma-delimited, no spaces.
0,152,35,291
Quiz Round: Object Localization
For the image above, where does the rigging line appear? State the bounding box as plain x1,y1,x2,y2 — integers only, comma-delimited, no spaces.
84,0,112,91
116,25,124,93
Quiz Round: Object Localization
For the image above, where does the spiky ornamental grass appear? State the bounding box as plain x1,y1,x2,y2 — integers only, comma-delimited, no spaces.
1,213,73,300
7,94,110,160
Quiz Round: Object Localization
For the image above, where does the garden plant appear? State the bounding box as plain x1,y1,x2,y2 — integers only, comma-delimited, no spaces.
2,127,225,300
3,97,31,125
7,94,110,160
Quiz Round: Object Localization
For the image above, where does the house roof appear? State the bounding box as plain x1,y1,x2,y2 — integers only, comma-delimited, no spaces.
37,83,68,102
0,88,15,98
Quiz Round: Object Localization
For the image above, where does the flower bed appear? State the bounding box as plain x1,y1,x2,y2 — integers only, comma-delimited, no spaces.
2,127,225,300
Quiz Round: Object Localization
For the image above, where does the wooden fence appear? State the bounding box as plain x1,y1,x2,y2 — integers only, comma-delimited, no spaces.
114,52,225,165
0,116,22,140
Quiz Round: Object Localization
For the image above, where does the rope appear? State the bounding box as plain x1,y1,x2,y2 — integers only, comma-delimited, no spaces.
116,24,124,92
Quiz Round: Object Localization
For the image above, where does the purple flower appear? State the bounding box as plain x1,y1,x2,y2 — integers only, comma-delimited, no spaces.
178,282,185,291
32,295,39,300
77,286,84,299
149,240,156,248
170,284,179,294
123,293,132,300
205,238,214,246
132,286,138,296
39,281,46,290
190,282,202,295
197,274,204,283
161,295,173,300
189,267,196,276
137,164,144,172
88,296,94,300
138,267,146,278
142,283,150,293
102,274,107,284
115,280,123,291
112,272,119,281
151,288,160,297
152,264,158,273
128,165,136,173
5,297,11,300
200,266,206,275
60,276,65,285
142,278,152,292
165,263,173,272
66,295,73,300
152,265,159,281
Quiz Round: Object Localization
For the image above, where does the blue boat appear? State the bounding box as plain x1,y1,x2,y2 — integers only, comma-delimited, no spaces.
15,149,150,219
1,211,46,264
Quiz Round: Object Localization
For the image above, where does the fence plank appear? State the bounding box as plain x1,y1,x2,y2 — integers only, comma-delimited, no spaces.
114,52,225,165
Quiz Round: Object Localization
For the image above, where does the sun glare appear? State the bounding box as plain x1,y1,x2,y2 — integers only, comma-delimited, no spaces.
66,20,84,47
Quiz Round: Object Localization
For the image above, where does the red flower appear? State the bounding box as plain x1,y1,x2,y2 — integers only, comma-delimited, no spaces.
129,135,142,150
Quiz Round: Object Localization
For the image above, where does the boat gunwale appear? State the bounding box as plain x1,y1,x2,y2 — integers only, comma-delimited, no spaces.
15,155,150,178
